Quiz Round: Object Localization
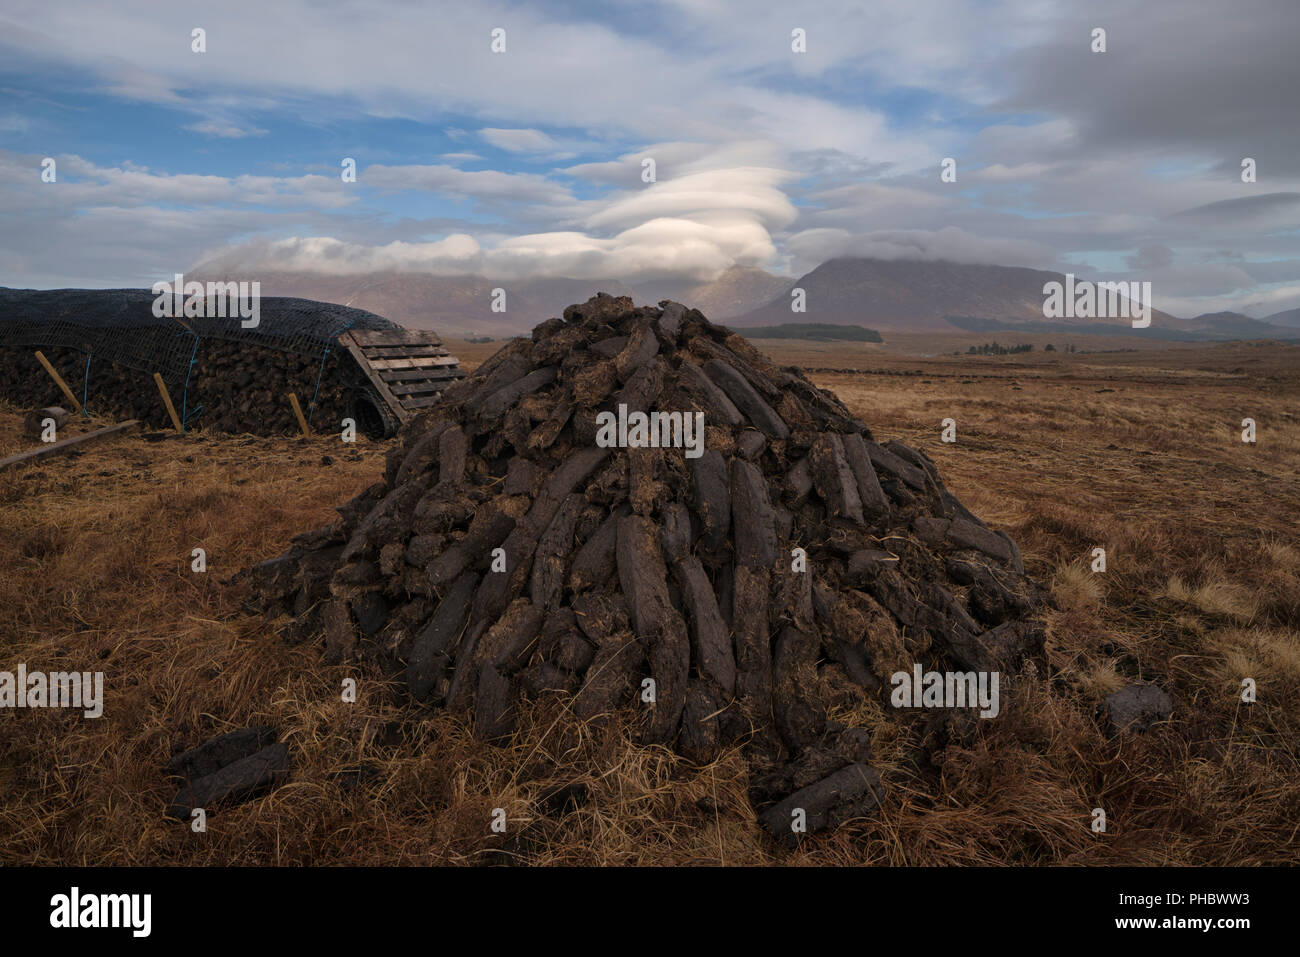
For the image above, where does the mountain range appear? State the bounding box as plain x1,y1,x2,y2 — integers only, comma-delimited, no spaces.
190,258,1300,341
1260,307,1300,328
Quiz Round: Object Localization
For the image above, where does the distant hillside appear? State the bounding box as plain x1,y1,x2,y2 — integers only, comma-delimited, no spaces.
188,266,791,336
184,257,1298,342
187,270,643,337
630,266,790,319
1183,311,1296,338
1264,307,1300,328
734,322,882,342
947,314,1299,342
734,258,1183,333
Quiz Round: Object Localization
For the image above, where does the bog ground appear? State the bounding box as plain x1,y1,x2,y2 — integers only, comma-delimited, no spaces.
2,336,1298,865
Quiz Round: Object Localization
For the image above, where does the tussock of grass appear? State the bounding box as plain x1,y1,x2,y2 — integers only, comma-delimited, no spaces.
1052,563,1104,613
1165,575,1259,623
1203,627,1300,701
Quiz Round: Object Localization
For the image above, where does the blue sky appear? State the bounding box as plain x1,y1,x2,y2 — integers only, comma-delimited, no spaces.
2,0,1298,317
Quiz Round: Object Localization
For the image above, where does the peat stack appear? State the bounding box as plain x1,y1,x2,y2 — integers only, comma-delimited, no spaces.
0,340,370,434
0,288,461,436
255,293,1047,834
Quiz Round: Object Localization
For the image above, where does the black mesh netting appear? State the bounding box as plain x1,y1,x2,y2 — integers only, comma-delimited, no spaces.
0,287,403,432
0,287,398,382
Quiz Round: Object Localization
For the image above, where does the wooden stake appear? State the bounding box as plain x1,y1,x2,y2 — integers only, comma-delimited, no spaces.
153,372,184,433
287,392,311,437
0,420,139,472
34,351,84,413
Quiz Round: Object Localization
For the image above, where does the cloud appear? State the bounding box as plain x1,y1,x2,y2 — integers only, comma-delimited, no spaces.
192,172,795,283
998,0,1300,173
784,226,1055,275
191,215,781,283
1169,193,1300,227
363,163,576,207
477,127,597,161
189,144,805,282
183,147,797,282
797,181,951,227
1138,262,1258,298
195,234,484,276
970,162,1054,183
1239,260,1300,284
184,119,268,138
0,151,355,211
0,0,944,162
584,166,797,232
480,128,559,153
1126,244,1173,271
1154,284,1300,320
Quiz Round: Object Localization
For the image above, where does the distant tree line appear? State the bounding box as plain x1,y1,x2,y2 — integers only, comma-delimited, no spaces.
737,323,883,342
965,342,1034,355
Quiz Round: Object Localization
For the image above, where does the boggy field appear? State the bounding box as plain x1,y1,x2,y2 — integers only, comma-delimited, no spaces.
2,336,1298,865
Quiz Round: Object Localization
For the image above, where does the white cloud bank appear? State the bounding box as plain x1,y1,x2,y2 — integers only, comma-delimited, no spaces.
192,154,799,282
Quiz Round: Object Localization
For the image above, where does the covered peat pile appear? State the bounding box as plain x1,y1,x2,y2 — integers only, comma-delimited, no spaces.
254,293,1047,835
0,340,369,434
0,288,455,435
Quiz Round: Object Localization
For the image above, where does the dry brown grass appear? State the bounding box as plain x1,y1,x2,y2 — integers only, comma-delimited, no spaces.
3,338,1299,865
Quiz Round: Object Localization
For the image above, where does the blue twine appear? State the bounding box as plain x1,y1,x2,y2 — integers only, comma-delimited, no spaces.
178,330,201,432
308,319,355,423
81,353,92,416
308,347,330,423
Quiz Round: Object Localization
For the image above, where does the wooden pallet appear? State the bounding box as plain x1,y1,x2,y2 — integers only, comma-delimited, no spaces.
340,328,465,423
